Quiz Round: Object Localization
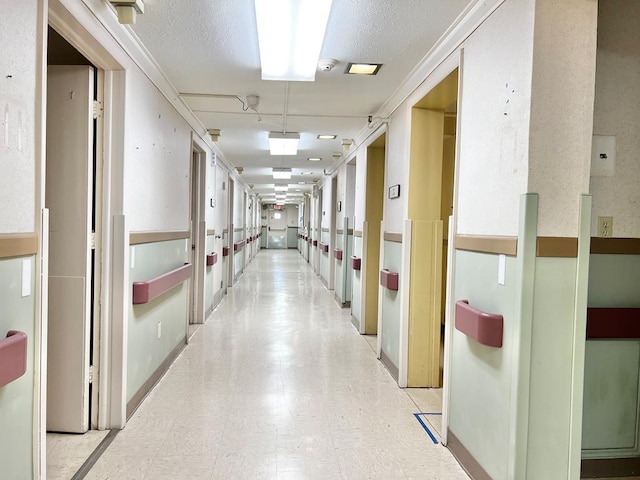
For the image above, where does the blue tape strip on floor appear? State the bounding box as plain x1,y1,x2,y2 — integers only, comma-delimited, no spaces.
413,413,439,444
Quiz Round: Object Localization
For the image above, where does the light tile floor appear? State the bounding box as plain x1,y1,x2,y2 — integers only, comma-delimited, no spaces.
86,250,470,479
47,430,109,479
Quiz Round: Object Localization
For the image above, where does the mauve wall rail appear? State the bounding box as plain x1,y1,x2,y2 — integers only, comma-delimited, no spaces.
350,256,361,270
334,249,343,260
132,263,193,304
0,331,27,388
587,308,640,339
455,300,503,348
206,252,218,266
379,269,399,291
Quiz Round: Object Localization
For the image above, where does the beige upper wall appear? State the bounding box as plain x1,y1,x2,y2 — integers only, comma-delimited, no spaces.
124,69,193,232
528,0,597,237
591,0,640,238
456,0,534,236
0,0,38,233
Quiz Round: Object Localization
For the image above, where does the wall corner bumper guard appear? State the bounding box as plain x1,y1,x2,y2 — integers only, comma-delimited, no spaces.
455,300,503,348
206,252,218,266
379,269,399,290
0,331,27,388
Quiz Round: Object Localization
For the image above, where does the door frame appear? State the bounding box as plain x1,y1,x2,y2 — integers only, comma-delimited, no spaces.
189,136,207,325
41,3,130,462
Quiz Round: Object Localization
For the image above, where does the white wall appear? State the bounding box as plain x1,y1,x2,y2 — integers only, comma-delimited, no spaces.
385,107,411,233
527,0,597,237
456,0,534,236
123,69,192,232
232,178,244,228
353,145,367,232
591,0,640,238
0,0,38,233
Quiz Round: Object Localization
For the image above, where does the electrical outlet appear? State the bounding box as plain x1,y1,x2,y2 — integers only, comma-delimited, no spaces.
598,216,613,237
157,322,162,339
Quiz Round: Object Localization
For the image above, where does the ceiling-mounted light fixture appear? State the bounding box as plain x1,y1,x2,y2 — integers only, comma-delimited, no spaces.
254,0,333,81
317,134,336,140
307,157,321,162
108,0,144,24
268,132,300,155
274,185,289,192
272,167,292,180
346,63,382,75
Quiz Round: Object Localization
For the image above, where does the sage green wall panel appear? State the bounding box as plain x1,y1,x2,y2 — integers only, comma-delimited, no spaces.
334,233,344,301
0,256,36,480
128,240,188,402
449,250,517,480
320,231,330,285
351,238,363,327
380,241,403,370
583,254,640,457
588,254,640,307
205,235,215,313
582,340,640,454
526,257,577,479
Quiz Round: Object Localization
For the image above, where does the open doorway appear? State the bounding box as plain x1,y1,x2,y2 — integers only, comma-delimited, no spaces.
403,69,458,437
45,25,110,475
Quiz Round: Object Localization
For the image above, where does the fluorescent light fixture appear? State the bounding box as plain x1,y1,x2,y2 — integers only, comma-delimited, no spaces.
317,134,336,140
307,157,321,162
274,185,289,192
346,63,382,75
254,0,333,81
268,132,300,155
272,168,292,180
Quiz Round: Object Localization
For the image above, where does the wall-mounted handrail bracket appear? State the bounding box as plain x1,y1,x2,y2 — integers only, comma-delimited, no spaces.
0,330,28,388
380,269,399,290
455,300,503,348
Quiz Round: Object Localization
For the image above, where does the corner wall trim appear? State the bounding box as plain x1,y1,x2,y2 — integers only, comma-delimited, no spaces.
455,234,517,256
590,237,640,255
536,236,578,257
354,230,363,238
447,430,493,480
0,233,38,258
130,231,190,245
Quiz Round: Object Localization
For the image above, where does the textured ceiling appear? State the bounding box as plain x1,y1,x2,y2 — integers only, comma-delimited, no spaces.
131,0,472,200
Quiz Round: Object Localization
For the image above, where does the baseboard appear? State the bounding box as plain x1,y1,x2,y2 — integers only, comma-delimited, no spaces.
380,349,399,381
126,339,186,419
581,457,640,478
446,430,492,480
351,314,360,331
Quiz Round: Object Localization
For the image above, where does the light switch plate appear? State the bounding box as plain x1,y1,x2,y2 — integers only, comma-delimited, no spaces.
21,259,31,297
498,254,506,286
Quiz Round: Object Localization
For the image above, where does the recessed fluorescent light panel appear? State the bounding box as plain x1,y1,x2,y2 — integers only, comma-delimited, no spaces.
307,157,321,162
273,168,292,180
274,185,289,192
317,134,336,140
254,0,333,81
346,63,382,75
268,132,300,155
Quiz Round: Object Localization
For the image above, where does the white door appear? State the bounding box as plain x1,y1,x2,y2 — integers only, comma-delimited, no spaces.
46,66,94,433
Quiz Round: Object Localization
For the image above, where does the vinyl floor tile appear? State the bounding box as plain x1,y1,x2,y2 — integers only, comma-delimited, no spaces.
85,251,468,480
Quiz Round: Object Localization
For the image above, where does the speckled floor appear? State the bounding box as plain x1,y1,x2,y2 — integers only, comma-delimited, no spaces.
76,249,468,479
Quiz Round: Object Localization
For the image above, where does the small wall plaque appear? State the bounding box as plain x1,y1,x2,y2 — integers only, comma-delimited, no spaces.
388,184,400,199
